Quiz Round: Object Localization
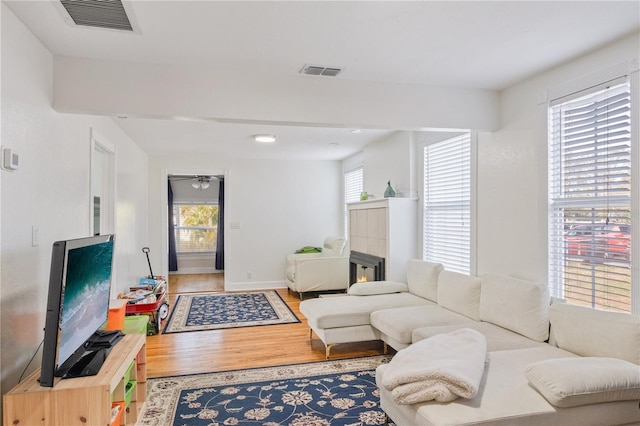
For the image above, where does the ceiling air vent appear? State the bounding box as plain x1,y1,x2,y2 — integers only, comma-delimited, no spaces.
300,64,343,77
57,0,140,32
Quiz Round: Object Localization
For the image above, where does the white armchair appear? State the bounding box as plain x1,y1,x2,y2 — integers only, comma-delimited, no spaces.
285,236,350,299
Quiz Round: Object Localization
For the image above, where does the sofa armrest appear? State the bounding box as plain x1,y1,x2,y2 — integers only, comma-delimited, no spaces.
291,256,349,292
286,252,323,267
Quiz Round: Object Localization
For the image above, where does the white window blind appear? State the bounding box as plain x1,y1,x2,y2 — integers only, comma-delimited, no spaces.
173,203,219,253
423,134,471,274
345,167,364,203
344,167,363,237
549,80,632,313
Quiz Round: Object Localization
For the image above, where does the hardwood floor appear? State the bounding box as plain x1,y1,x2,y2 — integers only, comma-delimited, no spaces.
168,272,225,294
145,274,384,378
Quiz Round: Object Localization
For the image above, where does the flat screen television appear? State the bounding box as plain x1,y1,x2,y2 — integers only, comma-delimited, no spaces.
40,234,120,387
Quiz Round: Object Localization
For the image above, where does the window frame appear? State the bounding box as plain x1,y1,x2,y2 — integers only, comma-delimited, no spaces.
344,166,364,237
548,77,635,314
419,132,476,275
173,202,219,255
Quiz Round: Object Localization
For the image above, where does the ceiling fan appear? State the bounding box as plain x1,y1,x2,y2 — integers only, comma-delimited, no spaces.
169,175,218,190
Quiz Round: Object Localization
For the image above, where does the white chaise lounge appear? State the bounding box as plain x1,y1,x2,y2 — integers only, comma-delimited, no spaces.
299,259,443,358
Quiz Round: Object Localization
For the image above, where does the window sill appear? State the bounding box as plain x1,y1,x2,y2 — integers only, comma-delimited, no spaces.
177,253,215,260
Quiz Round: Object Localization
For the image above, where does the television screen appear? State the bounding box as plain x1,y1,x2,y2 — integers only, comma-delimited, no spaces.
40,234,115,387
57,240,113,368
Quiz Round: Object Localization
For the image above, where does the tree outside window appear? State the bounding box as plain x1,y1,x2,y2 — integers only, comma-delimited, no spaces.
174,204,219,253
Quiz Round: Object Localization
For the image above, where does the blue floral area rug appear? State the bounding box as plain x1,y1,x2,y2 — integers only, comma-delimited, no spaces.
138,356,393,426
163,291,299,334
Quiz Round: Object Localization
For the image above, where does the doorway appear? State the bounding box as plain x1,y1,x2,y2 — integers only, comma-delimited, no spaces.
160,169,227,284
90,129,116,236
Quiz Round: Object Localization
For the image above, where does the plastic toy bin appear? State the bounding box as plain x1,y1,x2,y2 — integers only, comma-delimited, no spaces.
110,401,125,426
125,380,137,407
106,299,127,331
123,316,149,334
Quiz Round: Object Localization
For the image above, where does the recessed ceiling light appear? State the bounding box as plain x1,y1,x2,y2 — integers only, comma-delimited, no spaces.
329,142,339,146
253,134,277,143
350,129,362,134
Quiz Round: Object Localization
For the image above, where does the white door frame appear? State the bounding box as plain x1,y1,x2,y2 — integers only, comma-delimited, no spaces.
160,168,228,280
89,128,116,236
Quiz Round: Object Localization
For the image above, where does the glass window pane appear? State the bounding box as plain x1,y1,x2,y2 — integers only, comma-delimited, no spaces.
174,204,219,253
423,133,471,274
548,82,632,313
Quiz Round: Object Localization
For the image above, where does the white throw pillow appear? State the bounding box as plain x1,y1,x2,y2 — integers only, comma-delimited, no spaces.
436,271,481,321
406,260,443,302
348,281,408,296
525,357,640,408
549,302,640,364
479,273,550,342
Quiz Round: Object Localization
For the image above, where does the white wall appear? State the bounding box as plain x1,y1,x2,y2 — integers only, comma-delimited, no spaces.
363,131,416,199
1,4,149,396
361,130,467,201
148,154,343,290
476,33,639,282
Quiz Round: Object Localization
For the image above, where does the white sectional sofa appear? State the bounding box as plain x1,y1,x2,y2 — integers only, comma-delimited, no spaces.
371,269,552,352
299,259,640,425
377,299,640,425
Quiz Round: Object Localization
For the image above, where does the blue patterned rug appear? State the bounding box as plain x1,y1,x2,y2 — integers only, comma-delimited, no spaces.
138,356,393,426
163,291,299,334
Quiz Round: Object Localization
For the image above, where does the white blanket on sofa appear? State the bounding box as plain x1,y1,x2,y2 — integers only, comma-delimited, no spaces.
381,328,487,404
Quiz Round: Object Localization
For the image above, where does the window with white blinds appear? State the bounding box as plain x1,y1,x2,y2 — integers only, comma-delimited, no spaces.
344,167,363,236
423,134,471,274
548,79,632,313
345,167,364,203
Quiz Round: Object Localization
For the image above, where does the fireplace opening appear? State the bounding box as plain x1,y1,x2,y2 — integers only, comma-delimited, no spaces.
356,266,373,283
349,251,385,285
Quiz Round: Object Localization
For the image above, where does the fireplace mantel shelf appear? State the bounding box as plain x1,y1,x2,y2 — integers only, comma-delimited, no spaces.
347,197,418,209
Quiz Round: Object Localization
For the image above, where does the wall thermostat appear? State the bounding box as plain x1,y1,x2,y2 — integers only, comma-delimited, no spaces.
3,148,19,171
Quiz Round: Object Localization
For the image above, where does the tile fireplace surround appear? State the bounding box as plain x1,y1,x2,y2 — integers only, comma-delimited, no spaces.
347,198,417,283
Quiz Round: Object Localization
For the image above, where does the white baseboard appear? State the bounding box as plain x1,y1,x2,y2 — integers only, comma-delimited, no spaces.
171,268,222,275
225,280,287,292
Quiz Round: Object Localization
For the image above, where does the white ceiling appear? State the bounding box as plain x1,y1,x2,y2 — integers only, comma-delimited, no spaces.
5,0,639,160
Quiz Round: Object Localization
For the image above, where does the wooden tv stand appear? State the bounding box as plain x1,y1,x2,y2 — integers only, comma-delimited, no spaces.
3,333,146,426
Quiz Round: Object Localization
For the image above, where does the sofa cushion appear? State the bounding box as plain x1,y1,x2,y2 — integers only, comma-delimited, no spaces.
406,260,443,302
378,346,640,426
525,357,640,408
437,271,481,321
479,273,550,342
299,292,431,329
549,302,640,364
348,281,408,296
377,345,579,426
413,322,547,351
371,305,471,346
